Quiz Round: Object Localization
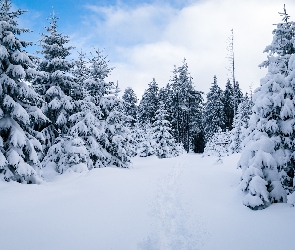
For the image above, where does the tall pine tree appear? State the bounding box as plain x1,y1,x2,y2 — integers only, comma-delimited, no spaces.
223,79,234,130
138,78,159,125
122,87,137,127
203,76,225,143
0,0,48,183
33,9,77,154
239,6,295,209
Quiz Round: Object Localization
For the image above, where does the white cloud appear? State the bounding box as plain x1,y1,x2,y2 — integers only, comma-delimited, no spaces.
73,0,295,99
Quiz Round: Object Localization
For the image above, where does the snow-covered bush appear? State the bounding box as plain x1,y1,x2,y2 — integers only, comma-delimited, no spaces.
204,129,231,158
43,136,89,174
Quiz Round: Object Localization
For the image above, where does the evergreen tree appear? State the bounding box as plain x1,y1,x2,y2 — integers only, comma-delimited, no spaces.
170,59,203,152
122,87,137,127
104,103,133,168
131,120,145,156
223,79,234,130
233,81,243,114
74,50,132,169
229,94,252,153
203,76,225,143
189,89,205,153
239,6,295,209
0,0,48,183
138,123,156,157
259,5,295,76
138,78,159,125
33,10,77,153
152,102,180,158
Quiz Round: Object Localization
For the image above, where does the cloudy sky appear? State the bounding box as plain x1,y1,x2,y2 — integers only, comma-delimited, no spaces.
13,0,295,98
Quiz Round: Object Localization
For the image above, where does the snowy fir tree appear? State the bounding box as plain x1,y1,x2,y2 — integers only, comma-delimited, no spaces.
104,103,134,168
223,79,235,130
138,78,159,125
189,89,204,153
0,0,48,183
122,87,137,127
138,123,156,157
152,101,180,158
203,75,225,143
239,7,295,209
170,59,204,152
130,120,145,156
259,5,295,76
72,50,89,98
71,50,133,169
229,94,252,153
33,10,77,154
233,81,243,114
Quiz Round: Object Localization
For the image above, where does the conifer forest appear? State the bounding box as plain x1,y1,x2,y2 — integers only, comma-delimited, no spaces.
0,1,294,249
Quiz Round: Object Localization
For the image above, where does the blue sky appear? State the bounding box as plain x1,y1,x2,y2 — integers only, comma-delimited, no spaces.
12,0,295,98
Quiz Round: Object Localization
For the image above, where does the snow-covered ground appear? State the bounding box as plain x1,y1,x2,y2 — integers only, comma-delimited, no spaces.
0,153,294,250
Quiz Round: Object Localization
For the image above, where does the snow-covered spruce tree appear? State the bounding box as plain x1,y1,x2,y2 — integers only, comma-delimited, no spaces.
138,78,159,125
229,94,252,153
104,102,134,168
152,102,180,158
138,123,156,157
72,49,133,169
122,87,137,127
169,59,204,152
130,120,145,156
223,79,234,130
203,75,225,143
189,89,205,153
233,81,243,114
239,6,295,210
259,5,295,76
0,0,48,183
33,10,77,154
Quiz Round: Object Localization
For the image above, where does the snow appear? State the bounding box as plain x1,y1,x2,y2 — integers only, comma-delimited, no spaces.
0,153,294,250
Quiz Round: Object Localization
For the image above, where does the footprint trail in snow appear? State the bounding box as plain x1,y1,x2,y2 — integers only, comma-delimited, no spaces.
138,160,206,250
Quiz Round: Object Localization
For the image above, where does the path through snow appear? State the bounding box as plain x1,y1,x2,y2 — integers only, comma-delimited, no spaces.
138,159,207,250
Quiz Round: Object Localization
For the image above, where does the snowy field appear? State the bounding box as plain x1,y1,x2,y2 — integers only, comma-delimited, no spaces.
0,153,294,250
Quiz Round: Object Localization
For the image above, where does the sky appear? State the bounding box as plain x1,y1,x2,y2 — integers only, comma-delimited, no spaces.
12,0,295,99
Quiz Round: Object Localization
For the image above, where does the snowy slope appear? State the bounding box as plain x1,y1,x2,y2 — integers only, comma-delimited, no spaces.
0,154,294,250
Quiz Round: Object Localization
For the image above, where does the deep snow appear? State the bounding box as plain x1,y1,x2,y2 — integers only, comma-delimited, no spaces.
0,153,294,250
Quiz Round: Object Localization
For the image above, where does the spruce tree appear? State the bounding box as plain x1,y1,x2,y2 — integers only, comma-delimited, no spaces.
122,87,137,127
152,102,179,158
229,94,252,153
138,123,156,157
0,0,48,183
189,89,205,153
239,6,295,209
138,78,159,125
33,10,77,153
71,50,133,169
170,59,203,152
223,79,234,130
233,81,243,114
203,76,225,143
